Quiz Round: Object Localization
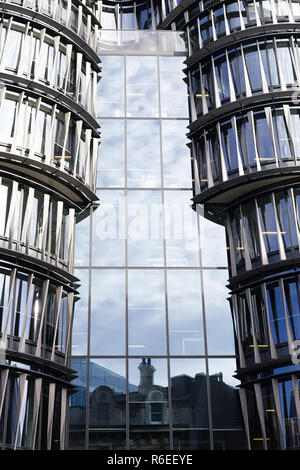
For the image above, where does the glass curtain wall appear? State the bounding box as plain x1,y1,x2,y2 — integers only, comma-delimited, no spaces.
70,30,246,450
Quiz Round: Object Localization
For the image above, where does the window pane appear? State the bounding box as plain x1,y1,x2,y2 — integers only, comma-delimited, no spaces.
128,270,166,355
89,359,126,450
74,214,90,267
167,270,204,355
90,270,126,355
170,359,209,430
159,56,189,118
72,269,89,356
129,358,169,450
69,358,87,449
127,120,161,188
127,190,164,267
208,359,244,432
92,190,126,267
126,56,159,118
161,120,191,188
97,56,125,117
200,215,227,267
164,190,199,267
97,119,125,187
202,270,235,354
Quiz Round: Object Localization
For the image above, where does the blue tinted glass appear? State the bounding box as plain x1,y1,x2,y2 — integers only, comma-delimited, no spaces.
266,283,288,344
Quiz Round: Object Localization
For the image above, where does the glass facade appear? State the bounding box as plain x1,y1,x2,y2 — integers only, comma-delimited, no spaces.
0,0,100,450
158,0,300,452
70,28,246,450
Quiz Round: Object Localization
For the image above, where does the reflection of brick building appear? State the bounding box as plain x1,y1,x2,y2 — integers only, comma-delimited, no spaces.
70,359,244,434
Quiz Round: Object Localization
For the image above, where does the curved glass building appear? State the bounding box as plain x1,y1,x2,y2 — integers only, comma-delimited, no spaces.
0,0,99,449
154,0,300,451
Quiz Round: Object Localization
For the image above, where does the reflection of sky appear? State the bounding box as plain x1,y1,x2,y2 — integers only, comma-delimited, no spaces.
159,56,189,118
72,269,89,356
97,56,125,117
128,270,166,355
199,216,227,267
126,56,159,118
127,120,161,187
167,270,204,355
129,358,168,388
208,358,239,387
161,120,191,188
74,217,90,266
90,270,126,355
202,270,235,355
170,358,206,382
92,190,126,267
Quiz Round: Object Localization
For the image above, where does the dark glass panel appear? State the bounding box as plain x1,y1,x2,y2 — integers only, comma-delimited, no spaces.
173,430,210,450
266,282,288,345
129,358,169,450
170,359,209,430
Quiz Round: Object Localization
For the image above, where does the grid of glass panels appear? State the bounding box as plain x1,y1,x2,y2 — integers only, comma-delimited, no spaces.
70,30,246,450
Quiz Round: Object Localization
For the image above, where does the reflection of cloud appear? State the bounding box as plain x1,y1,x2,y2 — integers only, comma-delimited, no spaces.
200,216,227,267
202,269,235,355
90,270,126,355
72,269,89,355
74,217,90,266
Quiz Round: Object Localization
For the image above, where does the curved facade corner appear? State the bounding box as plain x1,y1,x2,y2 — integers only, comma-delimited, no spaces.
157,0,300,450
0,1,100,450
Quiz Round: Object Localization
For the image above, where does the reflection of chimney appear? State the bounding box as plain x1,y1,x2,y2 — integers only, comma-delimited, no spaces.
138,358,156,394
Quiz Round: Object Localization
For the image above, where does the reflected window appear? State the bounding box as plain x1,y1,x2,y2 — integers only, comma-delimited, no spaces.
89,359,126,450
129,358,169,450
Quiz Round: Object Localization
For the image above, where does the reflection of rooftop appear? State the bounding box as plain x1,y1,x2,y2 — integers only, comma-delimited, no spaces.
71,359,244,430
